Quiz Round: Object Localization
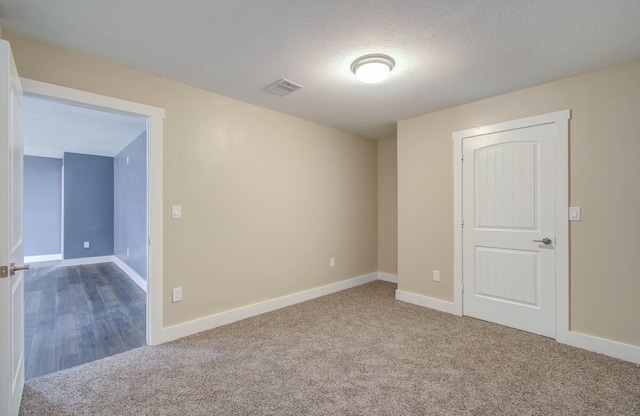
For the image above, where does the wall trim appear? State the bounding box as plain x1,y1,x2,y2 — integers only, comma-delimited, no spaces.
377,272,398,283
61,255,114,266
113,256,147,293
161,273,378,343
395,289,457,315
557,331,640,365
24,254,62,263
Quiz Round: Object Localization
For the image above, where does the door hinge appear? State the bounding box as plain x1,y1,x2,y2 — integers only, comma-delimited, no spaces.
461,219,464,228
148,238,152,246
0,265,7,278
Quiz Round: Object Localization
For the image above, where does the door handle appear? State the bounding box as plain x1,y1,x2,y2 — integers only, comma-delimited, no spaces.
10,262,30,276
533,237,552,245
0,263,30,278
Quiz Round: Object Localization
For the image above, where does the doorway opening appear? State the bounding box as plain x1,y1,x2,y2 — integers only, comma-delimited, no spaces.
23,94,148,378
20,79,165,378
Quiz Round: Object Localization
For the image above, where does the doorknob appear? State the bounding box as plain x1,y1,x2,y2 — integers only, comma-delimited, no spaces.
533,237,552,245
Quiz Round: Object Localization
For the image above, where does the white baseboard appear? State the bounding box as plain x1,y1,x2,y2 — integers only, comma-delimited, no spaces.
112,256,147,292
24,254,62,263
61,255,115,267
395,289,457,315
557,330,640,365
378,272,398,283
161,272,379,343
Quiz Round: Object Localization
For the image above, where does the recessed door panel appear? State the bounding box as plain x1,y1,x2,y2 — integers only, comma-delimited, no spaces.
475,142,537,230
475,247,538,306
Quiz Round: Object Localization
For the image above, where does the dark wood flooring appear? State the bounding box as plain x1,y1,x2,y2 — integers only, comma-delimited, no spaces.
24,261,146,380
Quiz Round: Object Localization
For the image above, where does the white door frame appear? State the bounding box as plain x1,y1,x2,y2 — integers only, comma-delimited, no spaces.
21,78,166,346
452,109,570,338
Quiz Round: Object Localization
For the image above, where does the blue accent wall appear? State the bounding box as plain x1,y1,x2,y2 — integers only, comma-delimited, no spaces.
114,132,147,279
24,156,62,256
63,152,114,259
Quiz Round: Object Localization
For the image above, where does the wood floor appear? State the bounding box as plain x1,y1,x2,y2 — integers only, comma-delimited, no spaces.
24,261,146,380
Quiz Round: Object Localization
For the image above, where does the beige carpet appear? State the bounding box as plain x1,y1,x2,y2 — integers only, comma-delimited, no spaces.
20,281,640,415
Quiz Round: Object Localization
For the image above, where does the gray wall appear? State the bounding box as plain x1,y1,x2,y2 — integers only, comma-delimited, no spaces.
114,132,147,279
24,156,62,256
63,152,114,259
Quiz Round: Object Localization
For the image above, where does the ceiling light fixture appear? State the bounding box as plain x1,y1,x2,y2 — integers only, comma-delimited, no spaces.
350,54,395,84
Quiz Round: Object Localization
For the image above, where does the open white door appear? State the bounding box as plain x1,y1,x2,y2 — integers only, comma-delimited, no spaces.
0,40,26,416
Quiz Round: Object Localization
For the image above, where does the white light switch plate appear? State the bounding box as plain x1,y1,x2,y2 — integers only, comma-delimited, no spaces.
329,258,335,268
171,205,182,219
569,206,581,221
84,241,90,249
172,287,182,302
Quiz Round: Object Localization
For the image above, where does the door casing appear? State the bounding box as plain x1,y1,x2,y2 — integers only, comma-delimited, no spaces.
452,109,570,338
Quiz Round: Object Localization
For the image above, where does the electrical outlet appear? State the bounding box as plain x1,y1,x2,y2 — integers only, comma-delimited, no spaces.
329,257,335,268
433,270,440,282
172,287,182,303
126,247,130,256
84,241,90,249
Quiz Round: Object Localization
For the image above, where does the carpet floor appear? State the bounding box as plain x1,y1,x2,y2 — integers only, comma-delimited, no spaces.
20,281,640,415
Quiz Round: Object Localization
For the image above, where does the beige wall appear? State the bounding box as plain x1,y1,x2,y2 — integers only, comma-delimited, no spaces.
377,137,397,274
5,32,378,327
398,59,640,347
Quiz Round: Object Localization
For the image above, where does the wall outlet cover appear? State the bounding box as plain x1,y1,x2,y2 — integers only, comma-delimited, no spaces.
84,241,90,249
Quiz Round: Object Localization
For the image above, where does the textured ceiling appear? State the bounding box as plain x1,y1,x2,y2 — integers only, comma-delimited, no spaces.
24,95,146,158
2,0,640,140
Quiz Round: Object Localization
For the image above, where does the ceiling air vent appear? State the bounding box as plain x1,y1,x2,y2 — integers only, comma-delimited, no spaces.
267,79,304,96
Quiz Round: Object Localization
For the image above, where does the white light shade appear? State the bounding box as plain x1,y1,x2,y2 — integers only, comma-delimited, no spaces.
351,54,395,84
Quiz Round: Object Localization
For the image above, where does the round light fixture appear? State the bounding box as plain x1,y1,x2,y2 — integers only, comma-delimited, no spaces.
350,54,395,84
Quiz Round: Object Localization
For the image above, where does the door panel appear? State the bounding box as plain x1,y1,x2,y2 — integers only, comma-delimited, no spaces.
475,142,536,229
463,123,555,338
475,247,537,305
1,39,25,416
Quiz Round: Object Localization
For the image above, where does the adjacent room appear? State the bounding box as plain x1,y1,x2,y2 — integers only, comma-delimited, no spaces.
0,1,638,415
22,95,149,379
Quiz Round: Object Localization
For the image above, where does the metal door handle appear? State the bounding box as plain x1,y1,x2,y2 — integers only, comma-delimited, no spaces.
533,237,552,245
10,262,30,276
0,263,30,278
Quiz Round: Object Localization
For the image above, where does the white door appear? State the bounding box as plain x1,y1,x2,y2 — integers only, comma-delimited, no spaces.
462,122,556,338
0,40,26,416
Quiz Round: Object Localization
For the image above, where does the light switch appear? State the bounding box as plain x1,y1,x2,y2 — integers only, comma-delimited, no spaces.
84,241,90,249
171,205,182,219
569,206,581,221
172,287,182,303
